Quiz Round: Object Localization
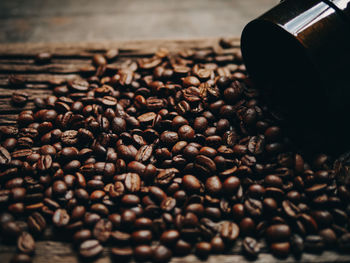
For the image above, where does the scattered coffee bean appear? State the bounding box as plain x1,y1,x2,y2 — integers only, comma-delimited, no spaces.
0,42,349,262
11,92,28,107
17,232,35,254
79,239,103,258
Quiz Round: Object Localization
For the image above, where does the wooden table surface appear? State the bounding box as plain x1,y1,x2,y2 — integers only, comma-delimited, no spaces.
0,0,278,43
0,37,350,263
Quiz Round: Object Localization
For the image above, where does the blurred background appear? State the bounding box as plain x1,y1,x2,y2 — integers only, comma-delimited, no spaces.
0,0,278,43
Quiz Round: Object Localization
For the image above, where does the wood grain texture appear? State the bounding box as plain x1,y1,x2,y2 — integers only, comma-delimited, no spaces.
0,0,278,43
0,38,349,263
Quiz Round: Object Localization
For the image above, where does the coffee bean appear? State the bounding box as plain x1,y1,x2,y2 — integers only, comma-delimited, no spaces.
194,155,216,175
0,146,11,164
153,245,172,263
125,173,141,192
219,221,239,242
291,234,304,256
195,241,211,258
111,247,133,260
0,45,347,262
11,91,29,107
79,239,103,258
73,229,92,244
243,237,260,257
160,131,179,146
270,242,290,257
183,175,202,193
134,245,153,261
17,232,35,254
178,125,195,140
266,224,291,242
52,209,70,227
27,212,46,234
223,176,240,194
93,219,112,243
131,230,152,244
205,176,222,196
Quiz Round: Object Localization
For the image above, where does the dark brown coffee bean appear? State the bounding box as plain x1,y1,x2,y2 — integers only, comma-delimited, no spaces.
73,229,92,244
27,212,46,234
205,176,222,196
134,245,153,261
183,174,202,193
195,241,211,258
223,176,240,194
153,245,172,263
160,131,179,146
194,154,216,175
304,235,325,252
270,242,290,257
266,224,291,242
291,234,304,256
0,146,11,164
17,232,35,254
136,145,153,162
11,91,29,106
125,173,141,192
156,168,179,185
132,230,153,244
93,219,112,243
243,237,260,257
111,247,133,259
79,239,103,258
52,209,70,227
219,221,239,242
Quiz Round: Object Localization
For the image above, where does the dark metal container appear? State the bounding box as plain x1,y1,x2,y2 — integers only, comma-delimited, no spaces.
241,0,350,153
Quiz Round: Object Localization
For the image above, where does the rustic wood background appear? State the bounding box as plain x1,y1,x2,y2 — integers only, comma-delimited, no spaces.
0,38,349,263
0,0,278,43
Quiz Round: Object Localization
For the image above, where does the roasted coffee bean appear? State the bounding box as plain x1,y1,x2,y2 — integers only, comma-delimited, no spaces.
243,237,260,257
153,245,172,263
134,245,153,261
52,209,70,227
270,242,290,257
125,173,141,192
111,247,133,260
131,230,153,244
0,146,11,164
11,91,28,106
93,219,112,243
266,224,291,242
27,212,46,234
219,221,239,242
183,174,202,193
291,234,304,256
195,241,211,258
1,45,348,262
79,239,103,258
304,235,325,252
17,232,35,254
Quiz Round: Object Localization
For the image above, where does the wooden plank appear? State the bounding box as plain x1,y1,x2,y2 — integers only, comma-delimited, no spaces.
0,73,80,85
1,240,350,263
0,38,239,57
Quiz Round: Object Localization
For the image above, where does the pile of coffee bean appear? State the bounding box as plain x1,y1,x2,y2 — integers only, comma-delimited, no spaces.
1,44,350,263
